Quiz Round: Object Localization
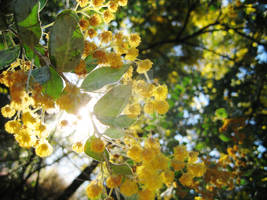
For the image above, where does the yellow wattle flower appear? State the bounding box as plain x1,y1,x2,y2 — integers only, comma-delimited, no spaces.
35,141,53,157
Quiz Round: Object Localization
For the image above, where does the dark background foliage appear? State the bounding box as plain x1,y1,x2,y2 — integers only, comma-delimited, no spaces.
0,0,266,199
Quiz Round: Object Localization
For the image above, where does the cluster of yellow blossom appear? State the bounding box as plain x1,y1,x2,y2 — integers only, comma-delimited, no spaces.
83,137,207,199
0,64,54,157
90,137,105,153
88,137,206,200
123,80,169,117
192,144,247,200
74,0,170,121
85,180,103,199
81,31,142,69
56,84,90,114
0,1,211,199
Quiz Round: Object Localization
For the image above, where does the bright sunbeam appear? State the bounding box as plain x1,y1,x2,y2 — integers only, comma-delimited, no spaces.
57,92,108,143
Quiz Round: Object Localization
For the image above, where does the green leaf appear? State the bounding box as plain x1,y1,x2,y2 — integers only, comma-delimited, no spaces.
31,66,50,84
0,46,20,69
215,108,228,119
39,0,47,11
94,85,132,121
195,142,205,151
99,115,136,128
49,10,84,72
219,134,230,142
84,136,109,162
14,0,41,47
81,65,130,92
103,127,125,139
240,178,248,185
42,67,64,99
110,163,132,175
84,55,98,73
24,44,45,67
124,194,138,200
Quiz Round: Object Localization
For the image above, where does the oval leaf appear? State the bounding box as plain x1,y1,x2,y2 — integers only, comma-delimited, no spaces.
81,65,130,92
84,55,98,73
103,127,125,139
99,115,136,128
42,67,64,99
215,108,228,119
110,163,132,175
84,137,109,162
219,134,230,142
39,0,47,11
94,85,132,121
0,46,20,69
14,0,41,47
31,66,50,84
49,10,84,72
24,44,45,67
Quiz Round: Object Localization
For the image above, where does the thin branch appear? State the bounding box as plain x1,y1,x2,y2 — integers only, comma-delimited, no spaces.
222,24,267,47
182,41,235,61
140,21,219,52
57,160,99,200
176,1,196,39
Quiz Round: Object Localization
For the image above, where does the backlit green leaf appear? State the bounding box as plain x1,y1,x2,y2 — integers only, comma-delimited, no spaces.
42,67,64,99
103,127,125,139
219,134,230,142
49,10,84,72
81,65,129,92
84,55,98,73
94,85,132,121
215,108,228,119
84,136,109,162
110,163,132,175
99,115,136,128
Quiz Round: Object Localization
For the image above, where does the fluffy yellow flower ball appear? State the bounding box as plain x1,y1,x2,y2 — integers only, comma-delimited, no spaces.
103,9,114,23
129,33,141,47
179,173,194,187
15,130,37,148
187,163,206,177
99,31,112,43
92,0,104,7
106,175,122,188
161,170,175,186
118,0,128,6
86,181,103,199
127,144,143,162
89,14,102,27
72,142,84,153
136,59,153,74
125,48,139,61
153,84,168,100
120,179,138,197
1,104,16,118
144,100,154,114
173,145,189,161
125,103,141,118
35,141,53,157
5,120,21,134
154,100,169,114
91,137,105,153
138,189,155,200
